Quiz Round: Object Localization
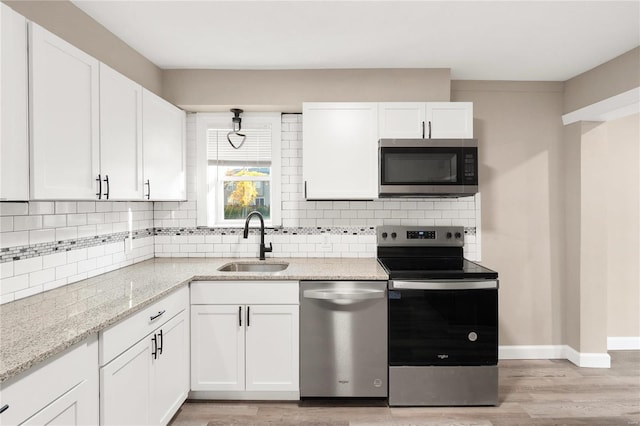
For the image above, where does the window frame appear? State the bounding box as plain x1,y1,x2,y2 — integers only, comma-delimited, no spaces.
196,112,282,227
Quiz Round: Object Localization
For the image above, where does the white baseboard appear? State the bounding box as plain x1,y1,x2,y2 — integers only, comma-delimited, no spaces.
499,345,565,360
564,345,611,368
607,336,640,350
499,345,611,368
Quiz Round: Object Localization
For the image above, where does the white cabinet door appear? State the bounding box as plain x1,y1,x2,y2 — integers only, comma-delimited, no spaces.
191,305,245,391
22,376,97,426
142,89,186,201
378,102,426,139
302,102,378,200
426,102,473,138
151,311,189,426
0,3,29,201
29,22,100,200
99,63,143,200
245,305,299,392
100,336,152,426
0,337,98,426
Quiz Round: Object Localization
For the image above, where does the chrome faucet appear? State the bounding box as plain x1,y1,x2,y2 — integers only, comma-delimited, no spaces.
243,211,272,260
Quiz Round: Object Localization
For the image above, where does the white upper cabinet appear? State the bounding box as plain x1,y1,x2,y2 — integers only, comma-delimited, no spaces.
0,3,29,201
379,102,473,139
29,22,100,200
99,63,143,200
142,89,186,201
302,102,378,200
426,102,474,138
378,102,426,139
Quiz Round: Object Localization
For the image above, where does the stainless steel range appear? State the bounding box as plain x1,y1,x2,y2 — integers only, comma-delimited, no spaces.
377,225,499,406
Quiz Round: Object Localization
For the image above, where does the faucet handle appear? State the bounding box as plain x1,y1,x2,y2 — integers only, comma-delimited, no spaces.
265,242,273,253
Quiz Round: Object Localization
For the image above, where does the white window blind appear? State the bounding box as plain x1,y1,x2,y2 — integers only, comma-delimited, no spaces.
207,127,272,165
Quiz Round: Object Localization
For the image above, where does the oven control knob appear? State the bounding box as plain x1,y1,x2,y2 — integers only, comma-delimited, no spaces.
381,232,388,239
468,331,478,342
446,232,452,239
391,232,397,239
455,232,462,239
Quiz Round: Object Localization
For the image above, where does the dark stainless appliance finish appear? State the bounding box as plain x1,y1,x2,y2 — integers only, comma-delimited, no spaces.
300,281,388,398
377,226,499,406
378,138,478,197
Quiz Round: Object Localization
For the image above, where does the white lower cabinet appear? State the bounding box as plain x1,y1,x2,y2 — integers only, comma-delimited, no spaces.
99,287,189,426
0,336,98,426
190,281,299,400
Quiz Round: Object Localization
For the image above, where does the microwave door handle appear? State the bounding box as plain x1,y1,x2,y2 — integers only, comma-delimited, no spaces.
389,280,498,290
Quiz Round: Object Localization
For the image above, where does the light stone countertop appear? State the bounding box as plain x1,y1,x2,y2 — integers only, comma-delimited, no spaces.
0,257,388,384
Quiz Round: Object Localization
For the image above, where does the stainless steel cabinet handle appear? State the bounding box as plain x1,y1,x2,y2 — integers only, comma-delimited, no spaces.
422,121,425,138
428,121,432,138
389,280,499,290
303,289,386,301
0,404,8,414
150,310,166,321
145,179,151,199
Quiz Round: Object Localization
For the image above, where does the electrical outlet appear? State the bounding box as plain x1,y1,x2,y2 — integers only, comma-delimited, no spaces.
320,234,332,251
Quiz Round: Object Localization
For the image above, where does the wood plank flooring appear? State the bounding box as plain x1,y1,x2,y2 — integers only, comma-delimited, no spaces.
170,351,640,426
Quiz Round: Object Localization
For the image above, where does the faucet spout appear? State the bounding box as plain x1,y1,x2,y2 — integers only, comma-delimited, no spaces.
243,211,272,260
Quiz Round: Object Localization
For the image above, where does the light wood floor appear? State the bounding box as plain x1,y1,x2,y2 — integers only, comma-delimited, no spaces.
170,351,640,426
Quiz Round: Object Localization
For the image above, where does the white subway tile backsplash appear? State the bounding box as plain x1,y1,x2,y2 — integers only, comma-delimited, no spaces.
0,262,14,279
0,203,28,216
14,257,43,275
1,275,29,294
29,268,56,287
43,215,67,228
14,215,43,231
1,231,29,248
77,201,96,213
54,201,77,214
28,202,55,215
0,216,12,232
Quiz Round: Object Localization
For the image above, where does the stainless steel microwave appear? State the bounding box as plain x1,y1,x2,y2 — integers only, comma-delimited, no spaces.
378,138,478,197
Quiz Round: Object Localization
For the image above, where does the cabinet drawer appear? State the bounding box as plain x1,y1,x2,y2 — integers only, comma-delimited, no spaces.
191,281,299,305
99,286,188,366
0,336,98,426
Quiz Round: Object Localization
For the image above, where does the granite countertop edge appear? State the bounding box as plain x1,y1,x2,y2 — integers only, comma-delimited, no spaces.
0,257,388,384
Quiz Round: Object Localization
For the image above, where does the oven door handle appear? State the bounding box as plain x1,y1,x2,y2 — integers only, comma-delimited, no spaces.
389,280,498,290
303,288,386,301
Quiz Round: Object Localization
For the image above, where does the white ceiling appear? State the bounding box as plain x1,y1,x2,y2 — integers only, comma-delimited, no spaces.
72,0,640,81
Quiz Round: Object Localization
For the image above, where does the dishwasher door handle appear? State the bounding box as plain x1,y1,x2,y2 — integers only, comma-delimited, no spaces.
303,288,386,301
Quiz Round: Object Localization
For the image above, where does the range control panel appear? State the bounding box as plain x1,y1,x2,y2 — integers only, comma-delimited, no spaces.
377,226,464,247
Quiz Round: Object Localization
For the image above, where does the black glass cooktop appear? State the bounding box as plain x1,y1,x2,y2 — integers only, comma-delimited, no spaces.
378,257,498,280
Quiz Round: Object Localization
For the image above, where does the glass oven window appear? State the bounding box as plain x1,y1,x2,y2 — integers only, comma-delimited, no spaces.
388,288,498,366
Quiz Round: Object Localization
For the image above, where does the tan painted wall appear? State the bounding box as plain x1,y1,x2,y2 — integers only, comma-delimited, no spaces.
563,47,640,114
162,69,451,112
579,122,609,353
451,80,565,346
562,123,582,350
3,0,163,95
605,113,640,338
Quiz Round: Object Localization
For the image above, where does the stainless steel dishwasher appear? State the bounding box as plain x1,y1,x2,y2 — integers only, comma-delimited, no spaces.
300,280,388,398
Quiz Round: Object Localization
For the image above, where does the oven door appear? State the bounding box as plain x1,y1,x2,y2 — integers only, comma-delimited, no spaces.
378,139,478,197
388,280,498,366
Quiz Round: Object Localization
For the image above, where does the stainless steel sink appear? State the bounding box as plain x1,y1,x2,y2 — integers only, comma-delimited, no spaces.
217,262,289,272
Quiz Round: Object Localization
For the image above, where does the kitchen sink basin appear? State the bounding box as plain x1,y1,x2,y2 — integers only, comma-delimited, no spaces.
217,262,289,273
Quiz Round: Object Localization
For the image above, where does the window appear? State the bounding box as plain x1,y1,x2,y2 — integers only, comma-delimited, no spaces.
196,113,281,227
